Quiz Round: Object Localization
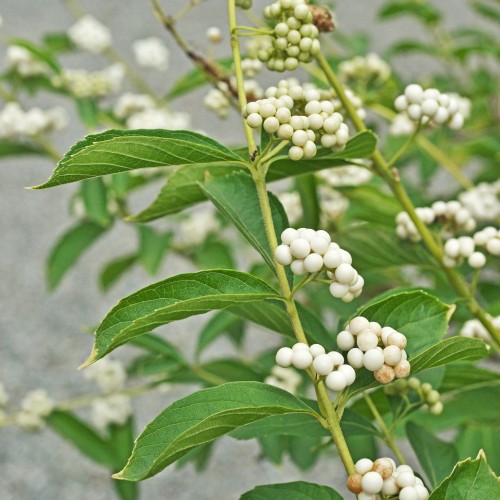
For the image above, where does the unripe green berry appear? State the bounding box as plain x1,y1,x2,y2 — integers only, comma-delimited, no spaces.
426,390,440,405
430,401,444,415
285,57,299,71
275,22,289,37
408,377,421,390
421,383,432,395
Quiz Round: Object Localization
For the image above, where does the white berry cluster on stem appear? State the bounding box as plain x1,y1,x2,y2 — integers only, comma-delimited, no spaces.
243,80,351,161
275,227,364,301
395,84,470,129
264,365,302,393
275,343,356,392
339,53,391,84
348,458,429,499
473,226,500,257
259,0,320,72
442,235,486,269
338,317,410,384
396,200,476,242
458,180,500,222
68,15,112,54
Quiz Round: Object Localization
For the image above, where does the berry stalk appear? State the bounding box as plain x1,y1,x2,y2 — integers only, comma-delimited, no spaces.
228,0,355,476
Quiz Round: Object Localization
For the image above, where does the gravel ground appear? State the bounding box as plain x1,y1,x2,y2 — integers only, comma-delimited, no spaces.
0,1,483,499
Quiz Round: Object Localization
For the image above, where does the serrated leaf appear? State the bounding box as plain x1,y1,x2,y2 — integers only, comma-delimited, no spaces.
289,434,321,470
85,270,281,364
32,129,243,189
99,254,138,292
129,163,245,222
200,359,262,383
456,425,500,475
336,225,433,272
46,410,116,467
200,171,292,284
129,333,185,364
439,363,500,393
192,238,235,270
114,382,319,481
240,481,343,500
355,290,452,357
129,132,376,222
230,407,377,440
407,422,459,487
411,337,490,374
429,452,500,499
47,221,107,290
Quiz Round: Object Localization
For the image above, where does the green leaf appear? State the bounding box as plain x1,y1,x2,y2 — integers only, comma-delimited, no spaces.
378,2,441,24
129,132,376,222
240,481,343,500
439,363,500,393
109,419,139,500
138,225,172,275
355,290,452,357
289,434,321,470
0,140,44,158
258,435,286,464
295,174,320,228
46,410,116,467
113,382,319,481
43,32,74,53
167,57,233,99
47,221,107,290
429,451,500,499
81,178,111,227
129,333,185,364
196,310,243,357
76,98,100,130
32,129,243,189
200,359,262,383
471,1,500,23
230,407,377,440
84,270,280,364
456,425,500,475
9,38,61,73
129,162,245,222
411,337,490,374
99,254,138,292
175,442,214,472
192,238,235,270
200,171,292,284
387,40,438,57
407,422,459,487
336,225,432,273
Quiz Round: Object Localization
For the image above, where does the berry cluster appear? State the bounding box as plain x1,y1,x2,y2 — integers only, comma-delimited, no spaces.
241,58,263,78
275,227,364,302
395,84,470,130
132,37,170,71
7,45,48,77
443,235,486,269
68,15,112,54
275,343,356,392
386,378,444,415
337,316,410,384
396,200,476,242
339,53,391,84
473,226,500,257
243,84,350,161
0,102,68,140
458,180,500,222
460,315,500,343
348,458,429,500
259,0,320,72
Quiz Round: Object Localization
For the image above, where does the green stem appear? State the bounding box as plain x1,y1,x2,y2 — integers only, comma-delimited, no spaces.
386,123,421,169
364,392,407,465
315,52,500,348
228,0,355,475
228,0,257,159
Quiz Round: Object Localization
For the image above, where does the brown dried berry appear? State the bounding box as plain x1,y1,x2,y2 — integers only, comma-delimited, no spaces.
374,364,396,384
372,458,394,479
347,473,363,494
394,359,411,378
309,5,335,33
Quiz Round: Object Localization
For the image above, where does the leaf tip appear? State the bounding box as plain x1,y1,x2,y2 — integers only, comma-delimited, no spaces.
78,345,98,370
111,471,125,480
445,303,457,322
